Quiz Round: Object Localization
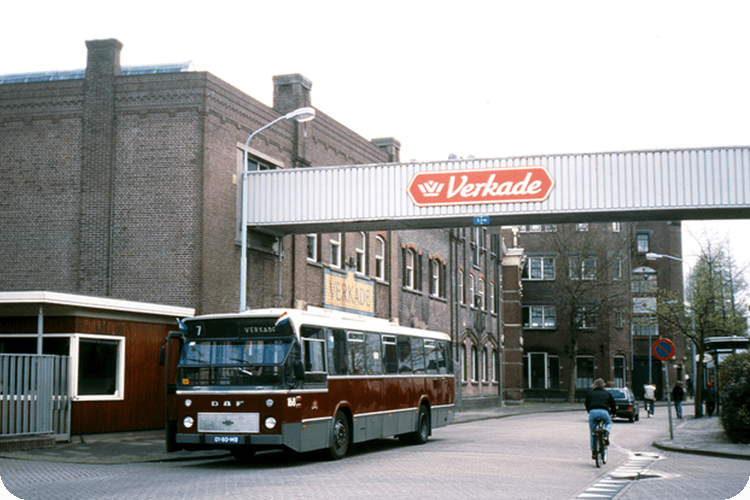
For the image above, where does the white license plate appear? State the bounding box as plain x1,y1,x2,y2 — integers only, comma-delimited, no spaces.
212,435,241,444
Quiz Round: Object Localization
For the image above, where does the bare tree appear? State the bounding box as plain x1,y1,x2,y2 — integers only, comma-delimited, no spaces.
548,224,631,402
651,237,748,417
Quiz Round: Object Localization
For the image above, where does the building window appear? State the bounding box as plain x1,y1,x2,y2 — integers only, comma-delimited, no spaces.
576,356,595,389
375,236,385,280
471,346,479,382
469,274,476,308
460,344,467,382
612,222,621,232
522,305,557,329
489,281,496,314
330,233,342,268
307,234,318,262
523,256,555,280
577,223,589,232
404,249,414,289
613,256,623,280
575,306,598,329
459,269,465,305
477,278,485,310
471,228,480,265
615,311,624,328
355,232,366,275
637,233,650,253
482,348,489,382
569,255,596,280
614,356,626,388
632,271,657,293
525,352,561,389
632,315,658,337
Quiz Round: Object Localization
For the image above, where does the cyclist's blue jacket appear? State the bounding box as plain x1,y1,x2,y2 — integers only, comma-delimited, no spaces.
585,388,616,414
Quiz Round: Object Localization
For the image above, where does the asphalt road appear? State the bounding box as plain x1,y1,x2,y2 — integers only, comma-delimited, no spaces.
1,408,748,500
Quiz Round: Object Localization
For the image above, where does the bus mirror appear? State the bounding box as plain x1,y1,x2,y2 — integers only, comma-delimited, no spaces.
294,359,305,382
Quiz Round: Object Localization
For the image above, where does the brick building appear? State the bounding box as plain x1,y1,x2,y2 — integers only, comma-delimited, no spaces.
0,38,514,433
516,221,686,401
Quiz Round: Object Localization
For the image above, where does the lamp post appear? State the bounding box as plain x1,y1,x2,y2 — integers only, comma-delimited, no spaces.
240,107,316,312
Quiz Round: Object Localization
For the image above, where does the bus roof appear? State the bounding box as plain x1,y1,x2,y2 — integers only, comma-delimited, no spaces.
184,308,451,342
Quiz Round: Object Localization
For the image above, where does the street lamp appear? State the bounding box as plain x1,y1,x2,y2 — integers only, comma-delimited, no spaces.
240,107,316,312
646,252,683,262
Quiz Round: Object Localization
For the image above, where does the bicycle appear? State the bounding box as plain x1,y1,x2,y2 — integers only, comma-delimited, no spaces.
592,419,608,468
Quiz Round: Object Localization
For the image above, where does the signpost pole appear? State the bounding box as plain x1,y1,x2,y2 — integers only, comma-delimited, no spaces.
665,363,673,439
653,338,676,440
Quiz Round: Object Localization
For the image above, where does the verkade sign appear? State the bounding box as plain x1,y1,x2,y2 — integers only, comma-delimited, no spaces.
407,166,555,207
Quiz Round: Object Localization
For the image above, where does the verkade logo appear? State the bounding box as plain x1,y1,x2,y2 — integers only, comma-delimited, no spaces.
408,166,555,207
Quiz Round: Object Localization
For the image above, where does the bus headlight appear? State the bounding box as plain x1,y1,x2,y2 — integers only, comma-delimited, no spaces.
184,399,192,407
265,398,274,408
264,416,277,430
183,416,195,429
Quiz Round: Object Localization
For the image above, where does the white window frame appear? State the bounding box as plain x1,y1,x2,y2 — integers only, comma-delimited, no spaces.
0,333,126,401
375,236,385,281
524,256,555,281
522,305,557,329
458,269,465,305
430,259,440,297
307,233,318,262
330,233,342,269
489,281,496,314
469,274,476,308
355,232,366,275
404,249,415,289
478,277,485,310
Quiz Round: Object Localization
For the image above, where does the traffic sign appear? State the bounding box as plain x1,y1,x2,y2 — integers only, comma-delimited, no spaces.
474,216,489,225
653,338,676,361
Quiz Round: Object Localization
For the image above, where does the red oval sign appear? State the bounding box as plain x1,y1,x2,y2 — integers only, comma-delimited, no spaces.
653,338,676,361
407,166,555,207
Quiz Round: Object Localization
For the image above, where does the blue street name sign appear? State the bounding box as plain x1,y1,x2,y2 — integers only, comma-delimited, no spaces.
474,216,489,225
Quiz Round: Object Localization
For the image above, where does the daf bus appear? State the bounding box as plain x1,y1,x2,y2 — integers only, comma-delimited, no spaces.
161,307,455,460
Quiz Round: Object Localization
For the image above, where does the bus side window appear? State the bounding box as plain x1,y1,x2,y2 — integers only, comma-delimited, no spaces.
436,340,448,374
329,329,348,375
347,331,366,375
411,337,425,374
397,336,412,374
425,339,438,374
365,332,383,375
383,335,398,374
301,326,326,373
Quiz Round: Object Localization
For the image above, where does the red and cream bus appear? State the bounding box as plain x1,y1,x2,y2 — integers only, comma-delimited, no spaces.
162,307,455,460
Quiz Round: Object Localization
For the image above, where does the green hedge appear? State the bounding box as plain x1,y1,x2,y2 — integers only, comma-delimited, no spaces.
718,351,750,444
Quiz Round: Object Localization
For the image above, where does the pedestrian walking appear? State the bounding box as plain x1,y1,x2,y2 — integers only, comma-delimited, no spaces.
705,382,717,417
644,382,656,417
672,382,685,418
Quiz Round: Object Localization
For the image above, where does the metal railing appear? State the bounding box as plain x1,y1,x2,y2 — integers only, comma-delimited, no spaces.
0,354,71,441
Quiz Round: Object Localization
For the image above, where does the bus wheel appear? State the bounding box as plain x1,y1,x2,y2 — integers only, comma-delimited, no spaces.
328,411,350,460
401,405,430,445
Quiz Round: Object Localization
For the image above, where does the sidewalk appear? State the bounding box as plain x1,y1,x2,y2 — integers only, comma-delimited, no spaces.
0,402,746,464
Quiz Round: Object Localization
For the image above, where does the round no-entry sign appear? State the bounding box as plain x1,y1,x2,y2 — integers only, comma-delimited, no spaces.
653,338,676,361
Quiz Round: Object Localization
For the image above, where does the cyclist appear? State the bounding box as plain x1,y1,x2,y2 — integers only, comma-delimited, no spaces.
585,378,616,459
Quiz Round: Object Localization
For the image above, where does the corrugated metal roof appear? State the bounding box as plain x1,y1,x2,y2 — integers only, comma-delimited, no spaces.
246,146,750,234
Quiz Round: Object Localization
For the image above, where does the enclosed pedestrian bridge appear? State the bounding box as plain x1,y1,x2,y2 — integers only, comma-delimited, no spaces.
246,146,750,235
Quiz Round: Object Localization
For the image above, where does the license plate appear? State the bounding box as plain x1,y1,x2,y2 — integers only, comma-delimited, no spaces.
211,435,242,444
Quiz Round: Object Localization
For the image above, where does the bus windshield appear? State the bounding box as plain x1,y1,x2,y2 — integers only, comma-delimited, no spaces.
178,338,295,387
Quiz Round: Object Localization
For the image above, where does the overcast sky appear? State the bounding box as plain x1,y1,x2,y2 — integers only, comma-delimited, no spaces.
3,0,749,283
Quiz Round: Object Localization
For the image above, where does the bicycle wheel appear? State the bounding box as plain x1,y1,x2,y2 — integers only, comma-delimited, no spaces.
593,433,602,468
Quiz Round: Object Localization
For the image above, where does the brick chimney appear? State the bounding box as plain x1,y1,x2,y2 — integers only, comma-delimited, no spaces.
272,74,313,168
272,74,312,115
79,38,123,295
371,138,401,163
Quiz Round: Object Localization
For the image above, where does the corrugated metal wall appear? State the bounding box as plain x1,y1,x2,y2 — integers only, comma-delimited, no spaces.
247,146,750,234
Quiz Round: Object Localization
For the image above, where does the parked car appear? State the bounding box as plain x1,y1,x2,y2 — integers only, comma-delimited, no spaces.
605,387,640,422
